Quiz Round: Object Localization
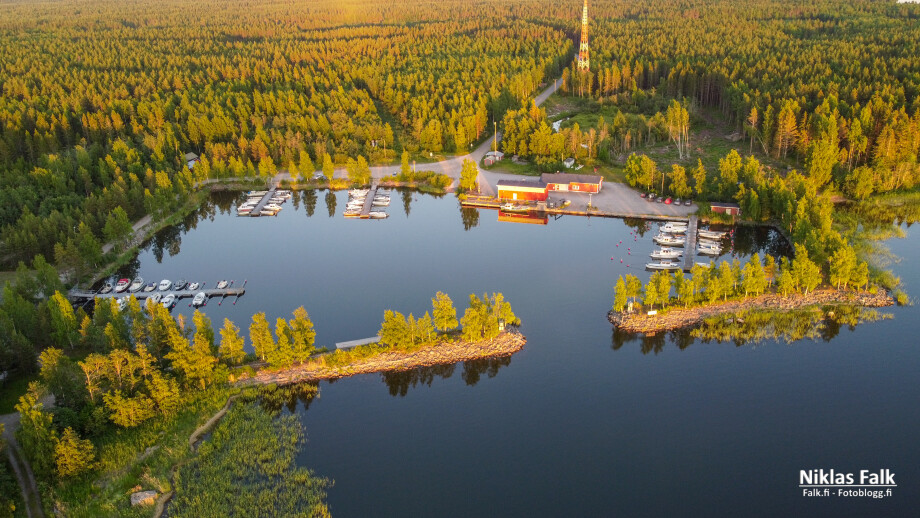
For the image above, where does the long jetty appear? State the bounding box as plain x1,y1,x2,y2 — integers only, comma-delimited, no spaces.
249,187,278,217
68,284,246,303
683,215,698,272
359,186,378,218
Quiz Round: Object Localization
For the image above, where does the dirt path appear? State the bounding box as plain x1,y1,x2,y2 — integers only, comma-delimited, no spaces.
1,412,44,518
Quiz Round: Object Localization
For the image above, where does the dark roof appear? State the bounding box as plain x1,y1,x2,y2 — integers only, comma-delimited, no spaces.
496,179,546,189
710,202,740,208
185,152,199,161
540,172,602,185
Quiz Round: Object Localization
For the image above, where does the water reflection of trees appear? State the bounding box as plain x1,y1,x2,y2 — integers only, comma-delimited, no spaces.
401,190,412,217
460,207,480,231
260,382,320,414
611,307,889,352
303,190,317,217
325,190,336,217
381,356,513,396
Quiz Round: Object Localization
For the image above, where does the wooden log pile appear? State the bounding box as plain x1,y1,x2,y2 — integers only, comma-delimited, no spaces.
608,288,894,334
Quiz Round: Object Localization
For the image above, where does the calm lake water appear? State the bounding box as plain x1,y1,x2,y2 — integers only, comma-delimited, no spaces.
117,191,918,517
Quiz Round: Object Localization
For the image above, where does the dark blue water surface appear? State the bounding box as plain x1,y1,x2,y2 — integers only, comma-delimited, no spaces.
119,191,919,517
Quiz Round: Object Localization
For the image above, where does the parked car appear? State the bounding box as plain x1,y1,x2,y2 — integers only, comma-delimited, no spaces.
657,197,663,203
684,199,692,206
664,197,672,204
640,192,647,198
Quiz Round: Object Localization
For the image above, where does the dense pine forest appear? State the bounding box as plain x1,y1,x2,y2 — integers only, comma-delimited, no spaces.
2,0,920,515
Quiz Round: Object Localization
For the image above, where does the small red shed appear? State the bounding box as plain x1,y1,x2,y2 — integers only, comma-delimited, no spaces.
710,202,741,216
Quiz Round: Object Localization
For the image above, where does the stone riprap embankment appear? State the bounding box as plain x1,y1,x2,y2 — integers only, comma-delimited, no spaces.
240,330,526,386
608,289,894,334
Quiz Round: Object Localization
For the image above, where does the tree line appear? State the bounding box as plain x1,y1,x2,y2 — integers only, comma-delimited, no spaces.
613,248,869,313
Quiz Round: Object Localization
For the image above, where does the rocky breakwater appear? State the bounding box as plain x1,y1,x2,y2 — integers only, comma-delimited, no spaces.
240,329,526,386
608,289,894,334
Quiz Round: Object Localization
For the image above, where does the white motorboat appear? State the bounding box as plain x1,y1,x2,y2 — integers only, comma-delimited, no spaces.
143,282,157,292
660,223,688,234
216,280,229,289
192,292,207,307
116,297,128,311
260,209,279,216
646,260,682,270
650,247,683,259
146,293,162,306
653,234,685,246
161,294,176,308
99,283,113,294
698,229,728,240
698,237,723,247
694,262,712,268
174,280,188,290
158,279,172,291
349,189,369,196
247,190,268,197
697,246,722,256
188,282,201,291
115,278,130,292
368,211,389,219
128,278,144,292
372,199,390,207
265,203,283,211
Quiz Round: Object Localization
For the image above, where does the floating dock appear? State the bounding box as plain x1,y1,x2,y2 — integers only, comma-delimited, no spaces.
682,215,699,272
248,187,278,217
68,283,246,305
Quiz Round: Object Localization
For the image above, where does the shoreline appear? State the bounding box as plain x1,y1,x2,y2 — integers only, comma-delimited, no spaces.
238,330,526,386
607,288,895,334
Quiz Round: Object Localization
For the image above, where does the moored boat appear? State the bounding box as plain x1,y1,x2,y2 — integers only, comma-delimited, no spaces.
192,292,207,307
174,279,187,290
653,234,685,246
368,211,388,219
128,278,144,292
159,279,172,291
660,223,688,234
698,229,728,240
146,293,162,306
143,282,157,292
161,294,176,308
650,247,683,259
260,209,279,216
99,283,113,294
216,280,229,289
697,245,722,256
188,282,201,291
116,297,128,311
646,260,682,270
500,203,529,213
115,278,130,292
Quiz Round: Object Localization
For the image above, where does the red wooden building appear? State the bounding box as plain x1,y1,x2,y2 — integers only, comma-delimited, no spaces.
541,173,603,193
496,180,548,201
710,202,741,216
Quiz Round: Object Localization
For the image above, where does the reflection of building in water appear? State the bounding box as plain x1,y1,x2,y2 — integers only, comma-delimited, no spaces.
498,210,548,225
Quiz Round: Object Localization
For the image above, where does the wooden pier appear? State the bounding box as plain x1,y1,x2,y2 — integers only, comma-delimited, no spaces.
683,215,699,272
334,336,381,350
248,187,278,217
359,186,378,218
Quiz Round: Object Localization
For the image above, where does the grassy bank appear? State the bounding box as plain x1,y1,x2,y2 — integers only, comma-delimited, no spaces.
49,386,237,518
168,394,329,517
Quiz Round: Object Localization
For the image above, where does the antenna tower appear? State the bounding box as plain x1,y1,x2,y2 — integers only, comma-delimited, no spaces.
577,0,590,71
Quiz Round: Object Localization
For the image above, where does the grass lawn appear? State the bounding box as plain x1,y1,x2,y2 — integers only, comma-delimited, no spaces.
0,372,37,414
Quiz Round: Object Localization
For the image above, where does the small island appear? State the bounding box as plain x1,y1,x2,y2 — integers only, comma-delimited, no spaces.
608,250,896,335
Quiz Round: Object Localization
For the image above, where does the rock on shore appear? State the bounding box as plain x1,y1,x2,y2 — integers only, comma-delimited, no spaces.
241,330,526,386
608,288,894,334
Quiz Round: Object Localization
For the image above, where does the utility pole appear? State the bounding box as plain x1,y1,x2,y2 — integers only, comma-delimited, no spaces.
493,121,497,152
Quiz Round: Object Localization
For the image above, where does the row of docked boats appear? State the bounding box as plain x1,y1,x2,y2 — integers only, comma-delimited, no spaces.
344,188,390,218
99,278,236,310
644,222,731,269
237,189,292,216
